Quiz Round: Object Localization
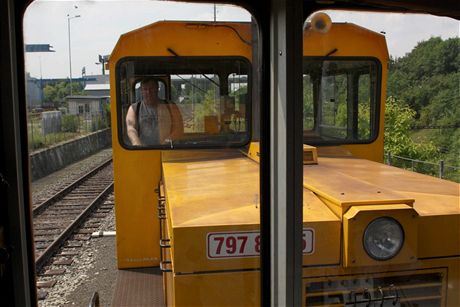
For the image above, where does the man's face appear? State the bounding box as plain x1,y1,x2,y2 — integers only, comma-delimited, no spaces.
141,80,159,105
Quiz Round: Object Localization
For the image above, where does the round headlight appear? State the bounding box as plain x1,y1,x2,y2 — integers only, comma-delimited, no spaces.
363,217,404,260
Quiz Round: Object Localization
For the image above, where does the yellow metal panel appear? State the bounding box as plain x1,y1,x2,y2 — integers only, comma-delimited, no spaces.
343,204,418,267
246,142,317,164
162,151,341,272
302,154,460,264
318,156,459,198
303,161,415,212
303,23,389,59
418,214,460,258
245,142,260,163
169,258,459,307
173,271,260,307
303,144,318,165
110,58,162,267
305,155,459,259
111,21,251,60
112,149,162,268
109,75,163,267
315,195,342,219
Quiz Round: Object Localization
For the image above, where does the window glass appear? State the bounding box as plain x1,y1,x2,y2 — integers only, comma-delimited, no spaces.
23,3,259,307
358,74,371,139
303,59,379,143
171,74,221,134
302,10,459,307
303,74,314,130
117,57,251,148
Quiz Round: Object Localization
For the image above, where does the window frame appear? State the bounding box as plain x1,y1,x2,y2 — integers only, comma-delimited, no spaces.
302,56,382,145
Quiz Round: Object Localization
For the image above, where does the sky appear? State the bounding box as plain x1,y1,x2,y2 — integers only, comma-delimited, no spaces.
23,0,459,79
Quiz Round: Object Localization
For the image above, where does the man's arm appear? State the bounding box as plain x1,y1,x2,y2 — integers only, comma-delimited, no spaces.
168,102,184,140
126,105,142,146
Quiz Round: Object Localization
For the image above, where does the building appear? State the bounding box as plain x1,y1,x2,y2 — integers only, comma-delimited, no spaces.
66,95,110,118
83,83,110,96
83,74,110,95
26,74,43,110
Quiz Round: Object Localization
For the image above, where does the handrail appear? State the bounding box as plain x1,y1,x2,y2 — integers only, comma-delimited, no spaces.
385,152,459,182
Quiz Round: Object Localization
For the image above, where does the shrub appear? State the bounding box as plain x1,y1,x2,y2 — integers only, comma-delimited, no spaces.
91,115,108,132
62,115,79,132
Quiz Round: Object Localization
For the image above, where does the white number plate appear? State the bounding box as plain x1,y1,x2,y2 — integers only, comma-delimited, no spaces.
207,229,314,259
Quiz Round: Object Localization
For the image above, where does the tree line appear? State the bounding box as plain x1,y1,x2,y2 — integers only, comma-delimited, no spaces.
385,36,459,166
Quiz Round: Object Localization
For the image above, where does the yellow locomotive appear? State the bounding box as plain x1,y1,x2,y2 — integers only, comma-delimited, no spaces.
109,14,459,306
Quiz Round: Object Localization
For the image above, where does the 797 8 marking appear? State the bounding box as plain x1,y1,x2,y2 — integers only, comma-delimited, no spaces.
207,229,314,259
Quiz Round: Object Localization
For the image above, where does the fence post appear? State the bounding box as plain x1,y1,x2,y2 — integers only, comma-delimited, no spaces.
439,160,444,179
387,152,392,165
411,160,415,171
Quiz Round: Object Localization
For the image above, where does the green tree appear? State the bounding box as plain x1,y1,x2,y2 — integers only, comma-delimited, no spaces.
387,37,459,114
387,37,459,168
43,81,84,108
384,96,439,160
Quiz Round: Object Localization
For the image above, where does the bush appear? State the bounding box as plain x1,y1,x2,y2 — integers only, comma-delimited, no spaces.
62,115,79,132
91,115,108,132
384,96,439,160
104,103,111,127
28,133,44,150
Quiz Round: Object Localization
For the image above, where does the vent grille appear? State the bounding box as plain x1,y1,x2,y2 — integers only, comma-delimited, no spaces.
305,271,444,306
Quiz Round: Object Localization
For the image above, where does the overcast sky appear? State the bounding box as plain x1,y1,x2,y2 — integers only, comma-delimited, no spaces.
24,0,459,79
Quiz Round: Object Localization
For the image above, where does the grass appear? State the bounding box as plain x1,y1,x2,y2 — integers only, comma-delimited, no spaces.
27,113,109,152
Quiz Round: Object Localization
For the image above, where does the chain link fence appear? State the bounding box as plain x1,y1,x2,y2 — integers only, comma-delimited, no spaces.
385,153,460,183
28,111,111,152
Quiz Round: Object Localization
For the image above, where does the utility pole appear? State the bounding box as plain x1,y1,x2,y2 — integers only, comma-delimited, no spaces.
67,14,81,96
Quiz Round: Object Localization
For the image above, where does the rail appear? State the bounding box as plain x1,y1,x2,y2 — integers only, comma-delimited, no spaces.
33,158,114,271
33,158,113,217
88,291,100,307
35,183,114,271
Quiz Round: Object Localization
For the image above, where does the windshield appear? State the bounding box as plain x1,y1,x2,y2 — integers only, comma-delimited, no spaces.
117,56,251,149
303,58,380,144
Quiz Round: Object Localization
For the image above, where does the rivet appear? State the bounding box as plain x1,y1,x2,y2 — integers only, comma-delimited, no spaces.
279,51,282,56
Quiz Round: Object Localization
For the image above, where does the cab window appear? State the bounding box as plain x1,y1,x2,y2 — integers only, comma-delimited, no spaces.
303,58,380,144
117,57,251,149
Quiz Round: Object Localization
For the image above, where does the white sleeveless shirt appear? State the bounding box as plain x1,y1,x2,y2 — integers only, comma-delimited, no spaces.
135,101,160,145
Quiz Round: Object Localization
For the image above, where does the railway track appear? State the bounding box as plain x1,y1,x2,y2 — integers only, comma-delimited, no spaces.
33,158,114,272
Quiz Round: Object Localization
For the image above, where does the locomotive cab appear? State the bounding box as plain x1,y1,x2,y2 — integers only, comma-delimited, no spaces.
109,16,459,306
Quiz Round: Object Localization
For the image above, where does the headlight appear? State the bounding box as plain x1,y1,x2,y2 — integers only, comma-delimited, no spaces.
363,217,404,260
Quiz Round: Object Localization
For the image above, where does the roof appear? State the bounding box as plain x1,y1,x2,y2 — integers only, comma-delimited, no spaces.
84,74,109,84
66,95,110,100
84,84,110,91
